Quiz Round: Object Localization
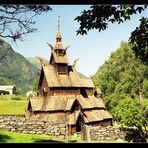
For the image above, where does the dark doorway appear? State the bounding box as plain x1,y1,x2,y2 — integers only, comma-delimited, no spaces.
76,115,83,132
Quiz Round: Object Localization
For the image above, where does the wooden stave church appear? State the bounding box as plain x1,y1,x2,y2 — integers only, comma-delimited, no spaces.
26,17,113,134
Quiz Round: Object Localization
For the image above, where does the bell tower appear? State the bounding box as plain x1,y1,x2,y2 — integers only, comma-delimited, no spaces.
48,16,69,75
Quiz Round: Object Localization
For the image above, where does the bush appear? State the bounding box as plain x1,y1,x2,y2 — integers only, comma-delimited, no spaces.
114,97,146,130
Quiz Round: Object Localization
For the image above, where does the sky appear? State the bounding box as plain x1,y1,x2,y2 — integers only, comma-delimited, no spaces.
8,5,148,77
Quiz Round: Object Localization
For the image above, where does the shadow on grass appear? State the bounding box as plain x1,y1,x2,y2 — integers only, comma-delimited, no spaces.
33,139,65,143
0,134,11,143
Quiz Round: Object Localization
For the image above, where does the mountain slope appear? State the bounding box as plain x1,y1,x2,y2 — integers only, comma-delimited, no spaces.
26,57,88,79
0,38,40,95
26,57,49,70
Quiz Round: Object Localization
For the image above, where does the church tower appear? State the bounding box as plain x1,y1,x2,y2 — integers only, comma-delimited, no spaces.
49,16,69,75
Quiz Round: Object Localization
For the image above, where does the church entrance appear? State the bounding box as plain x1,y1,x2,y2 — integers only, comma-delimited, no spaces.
68,114,84,135
76,114,82,132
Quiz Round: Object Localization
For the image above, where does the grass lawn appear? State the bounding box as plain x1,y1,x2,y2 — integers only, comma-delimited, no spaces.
0,130,64,143
0,129,126,143
0,100,28,115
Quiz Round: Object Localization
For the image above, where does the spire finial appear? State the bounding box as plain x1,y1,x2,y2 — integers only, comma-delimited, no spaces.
58,16,60,32
72,58,79,68
56,16,62,41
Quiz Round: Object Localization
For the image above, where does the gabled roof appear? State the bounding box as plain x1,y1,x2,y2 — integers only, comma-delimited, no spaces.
0,85,16,90
30,95,76,111
83,110,113,123
77,95,105,109
29,95,106,112
52,50,69,64
28,95,113,124
42,64,94,88
80,79,94,88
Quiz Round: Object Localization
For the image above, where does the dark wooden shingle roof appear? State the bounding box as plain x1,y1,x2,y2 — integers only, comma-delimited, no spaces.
28,95,113,124
52,50,69,64
42,65,94,88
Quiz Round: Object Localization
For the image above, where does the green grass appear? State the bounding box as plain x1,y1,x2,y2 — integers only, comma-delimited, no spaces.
0,130,129,143
0,100,28,115
68,135,85,143
0,130,64,143
0,95,28,100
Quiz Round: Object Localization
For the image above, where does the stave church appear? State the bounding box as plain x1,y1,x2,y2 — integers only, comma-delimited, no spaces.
26,17,113,135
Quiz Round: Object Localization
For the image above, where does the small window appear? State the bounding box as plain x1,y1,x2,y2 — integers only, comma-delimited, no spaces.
80,88,88,98
58,65,67,74
58,50,64,56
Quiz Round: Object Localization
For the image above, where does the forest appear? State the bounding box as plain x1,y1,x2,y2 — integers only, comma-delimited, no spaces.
92,41,148,130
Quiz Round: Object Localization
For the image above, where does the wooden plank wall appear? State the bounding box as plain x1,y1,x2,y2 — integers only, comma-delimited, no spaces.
53,88,80,96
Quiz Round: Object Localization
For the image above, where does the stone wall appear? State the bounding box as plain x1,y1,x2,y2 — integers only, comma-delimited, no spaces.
0,115,147,142
89,125,147,142
0,115,67,140
89,125,126,141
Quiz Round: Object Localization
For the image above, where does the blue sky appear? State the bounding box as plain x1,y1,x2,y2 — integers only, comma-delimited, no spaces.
8,5,148,77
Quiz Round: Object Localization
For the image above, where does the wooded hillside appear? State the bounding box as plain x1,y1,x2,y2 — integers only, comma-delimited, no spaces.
92,42,148,114
0,38,40,95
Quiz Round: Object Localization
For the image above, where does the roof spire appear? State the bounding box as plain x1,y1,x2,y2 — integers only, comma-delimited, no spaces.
58,16,60,32
56,16,62,40
55,16,64,50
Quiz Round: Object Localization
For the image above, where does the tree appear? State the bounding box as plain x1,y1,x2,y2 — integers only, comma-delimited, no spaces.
32,78,39,92
92,42,148,113
114,97,146,131
141,99,148,130
0,5,52,42
129,17,148,64
75,5,148,64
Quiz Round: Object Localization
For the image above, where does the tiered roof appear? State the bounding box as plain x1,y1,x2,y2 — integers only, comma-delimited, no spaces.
29,95,112,124
27,16,113,126
40,65,94,88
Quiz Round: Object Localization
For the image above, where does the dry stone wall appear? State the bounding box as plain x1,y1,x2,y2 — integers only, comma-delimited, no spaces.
89,125,126,141
0,115,67,140
0,115,147,142
89,125,147,142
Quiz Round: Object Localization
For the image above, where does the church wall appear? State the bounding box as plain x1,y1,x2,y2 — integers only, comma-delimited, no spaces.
40,76,54,97
52,88,80,96
42,76,48,88
27,112,67,124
